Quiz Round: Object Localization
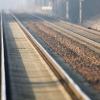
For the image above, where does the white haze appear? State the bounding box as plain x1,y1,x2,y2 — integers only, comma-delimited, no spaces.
0,0,34,11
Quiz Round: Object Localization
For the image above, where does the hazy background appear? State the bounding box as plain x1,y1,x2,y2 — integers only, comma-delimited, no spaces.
0,0,100,28
0,0,29,10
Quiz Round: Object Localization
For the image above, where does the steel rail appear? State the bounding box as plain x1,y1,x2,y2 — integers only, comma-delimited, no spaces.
1,12,6,100
12,13,91,100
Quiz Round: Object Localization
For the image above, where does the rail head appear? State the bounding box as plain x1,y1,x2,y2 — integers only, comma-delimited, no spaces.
12,13,91,100
1,12,7,100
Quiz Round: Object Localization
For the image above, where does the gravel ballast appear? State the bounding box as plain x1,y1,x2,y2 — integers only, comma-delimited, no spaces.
26,21,100,91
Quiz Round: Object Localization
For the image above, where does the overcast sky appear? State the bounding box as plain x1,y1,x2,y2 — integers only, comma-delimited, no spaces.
0,0,28,10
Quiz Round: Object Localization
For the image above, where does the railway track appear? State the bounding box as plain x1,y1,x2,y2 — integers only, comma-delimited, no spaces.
31,14,100,54
52,21,100,42
14,13,100,97
38,14,100,37
1,12,90,100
